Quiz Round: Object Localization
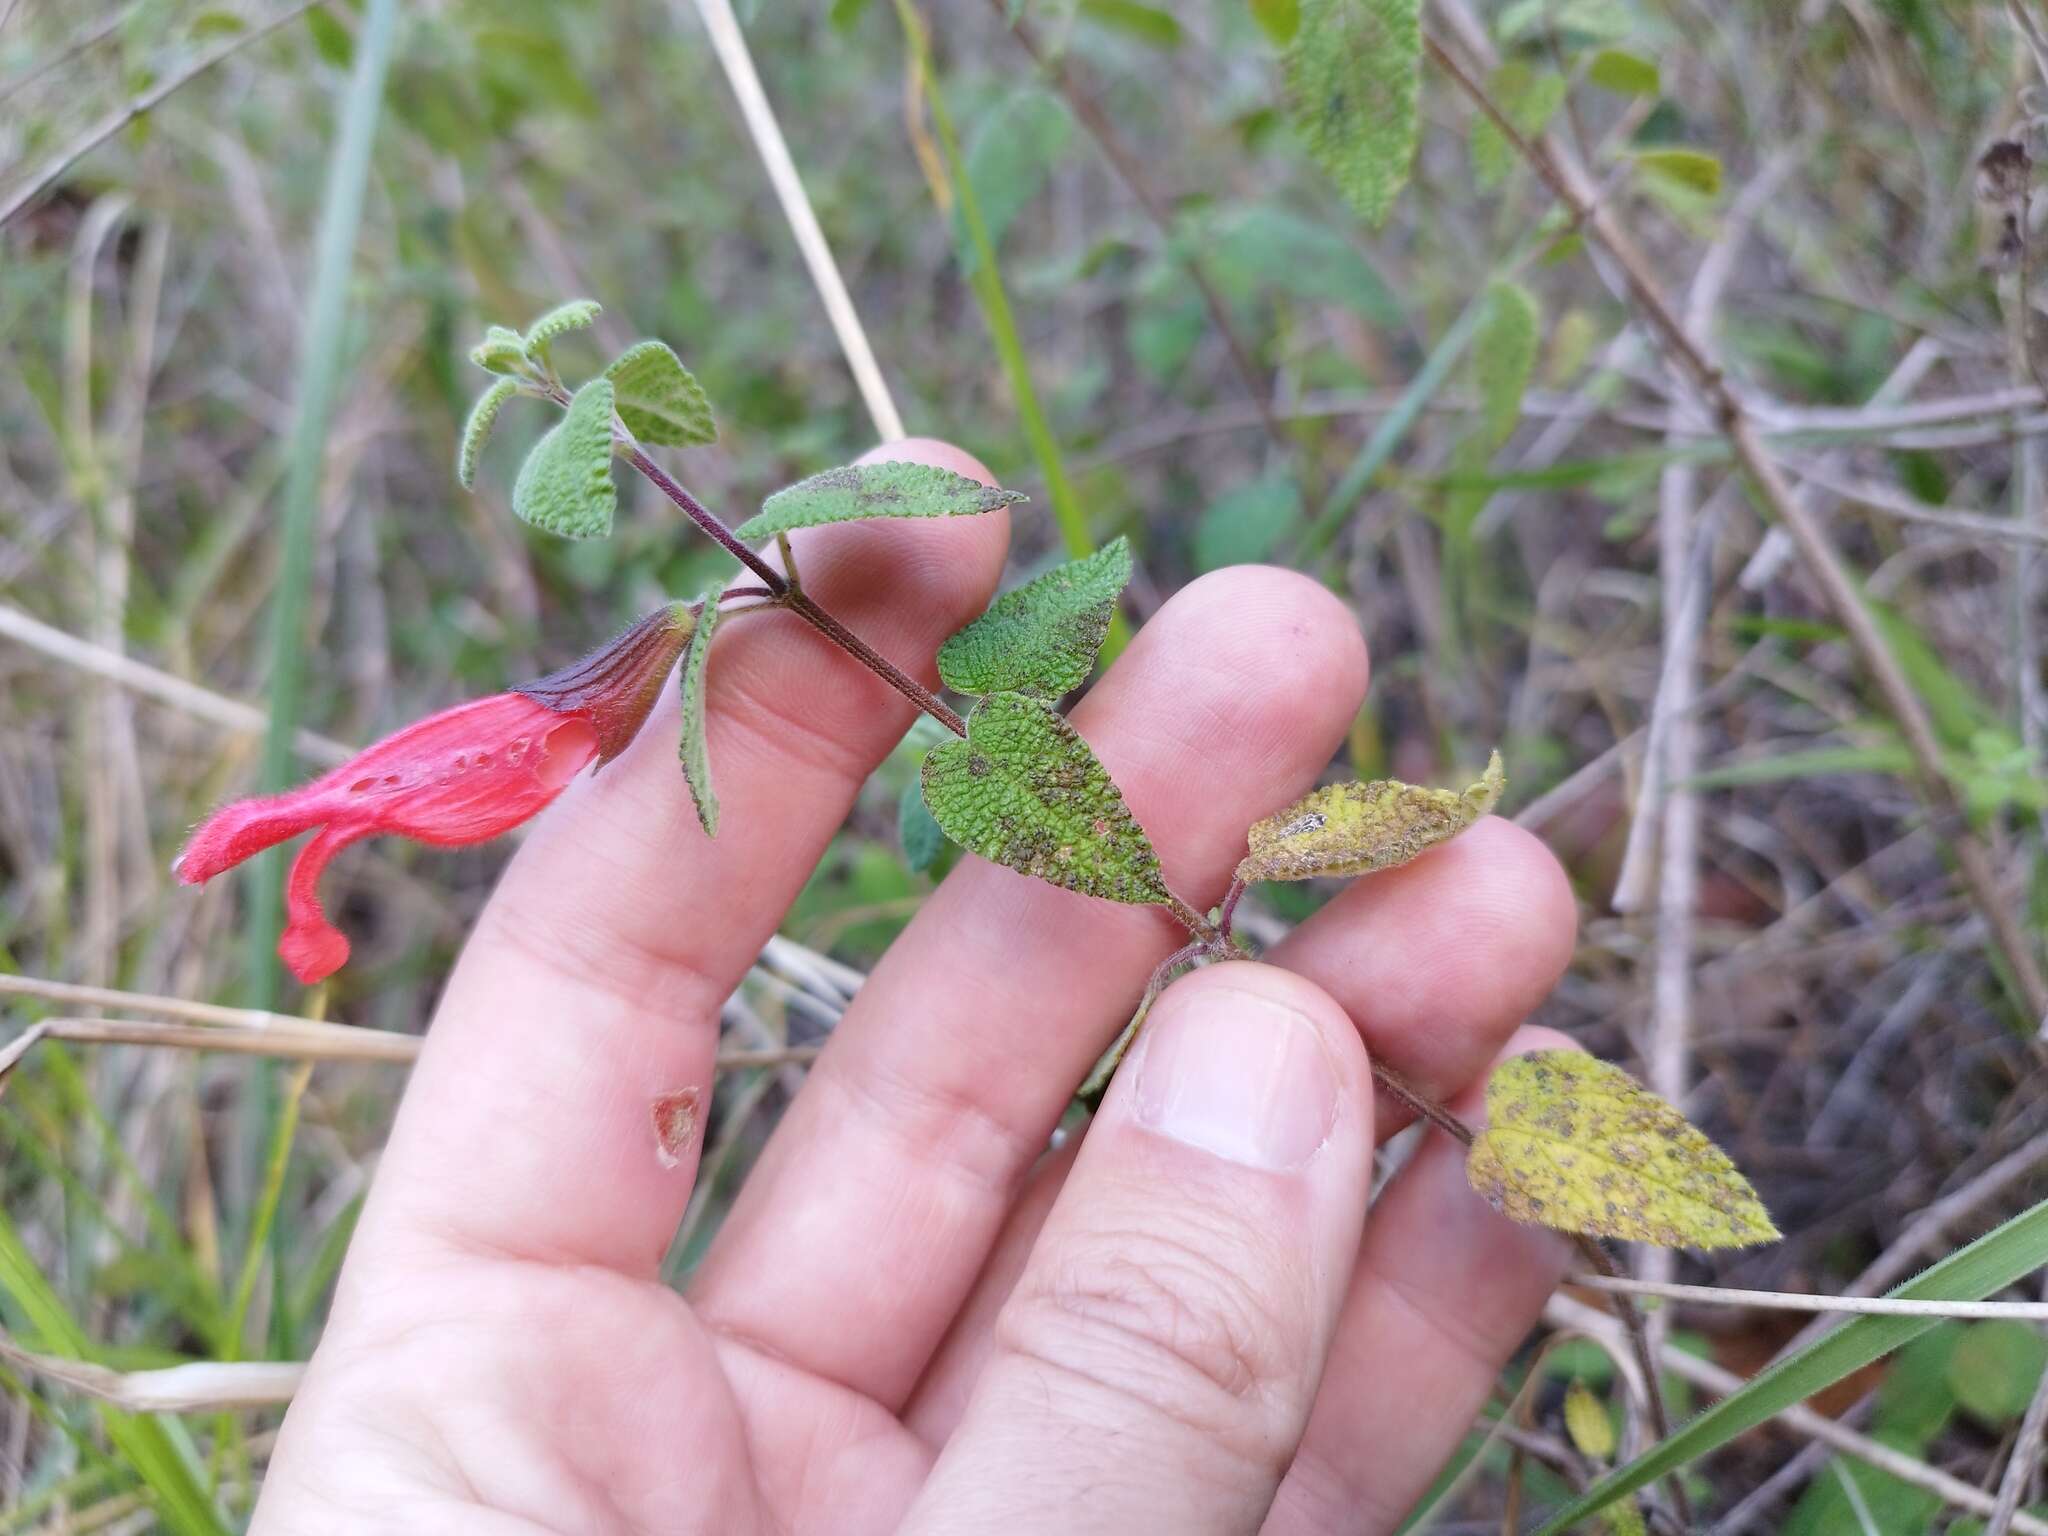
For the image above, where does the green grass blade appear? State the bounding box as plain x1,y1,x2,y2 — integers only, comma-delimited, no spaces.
890,0,1128,659
0,1211,230,1536
1531,1196,2048,1535
1298,289,1489,564
245,0,401,1007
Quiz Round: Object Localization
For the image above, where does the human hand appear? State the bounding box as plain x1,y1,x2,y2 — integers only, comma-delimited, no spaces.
253,437,1579,1536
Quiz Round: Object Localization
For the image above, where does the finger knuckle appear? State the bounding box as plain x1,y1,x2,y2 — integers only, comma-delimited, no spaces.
998,1216,1308,1474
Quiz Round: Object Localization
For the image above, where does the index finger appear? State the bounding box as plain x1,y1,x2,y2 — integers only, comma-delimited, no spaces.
343,440,1010,1278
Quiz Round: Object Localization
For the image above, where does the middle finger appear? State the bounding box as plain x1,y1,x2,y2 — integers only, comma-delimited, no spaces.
688,565,1368,1408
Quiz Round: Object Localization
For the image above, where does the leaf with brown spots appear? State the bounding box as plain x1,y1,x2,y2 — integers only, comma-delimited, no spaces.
1236,750,1503,883
920,692,1170,905
1466,1051,1778,1250
736,460,1025,541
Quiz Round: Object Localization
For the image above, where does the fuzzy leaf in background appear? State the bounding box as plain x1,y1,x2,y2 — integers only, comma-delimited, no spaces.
938,538,1132,698
470,324,529,375
1469,61,1568,190
605,340,716,447
1284,0,1421,226
1466,1051,1779,1249
512,376,618,539
921,693,1169,904
1237,751,1503,882
899,777,947,874
738,461,1025,540
1473,280,1541,452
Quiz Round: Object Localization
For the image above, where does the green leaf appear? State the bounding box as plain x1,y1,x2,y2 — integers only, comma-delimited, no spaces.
470,324,529,376
830,0,874,27
738,461,1025,541
458,377,520,489
677,592,722,836
1467,1051,1778,1249
1238,751,1504,882
921,692,1170,904
1196,203,1402,325
899,776,947,873
1195,473,1305,572
1284,0,1421,227
938,538,1133,698
1250,0,1301,43
511,377,618,539
521,298,602,358
1078,0,1183,46
1634,147,1722,196
1588,47,1659,95
1474,279,1540,452
1470,61,1568,190
305,7,353,68
1948,1320,2048,1425
604,340,716,447
957,88,1073,273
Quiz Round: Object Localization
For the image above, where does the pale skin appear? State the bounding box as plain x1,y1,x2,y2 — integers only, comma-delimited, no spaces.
255,439,1581,1535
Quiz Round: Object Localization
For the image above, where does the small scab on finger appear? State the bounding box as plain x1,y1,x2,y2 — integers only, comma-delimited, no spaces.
652,1088,702,1170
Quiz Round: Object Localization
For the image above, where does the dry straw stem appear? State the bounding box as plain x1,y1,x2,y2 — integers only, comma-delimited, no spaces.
1548,1292,2048,1536
682,0,906,441
0,1324,302,1412
1570,1272,2048,1320
983,0,1288,456
0,601,352,766
1423,15,2048,1029
0,0,328,229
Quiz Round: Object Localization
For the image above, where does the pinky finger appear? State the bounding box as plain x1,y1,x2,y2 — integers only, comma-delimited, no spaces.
1261,1027,1578,1536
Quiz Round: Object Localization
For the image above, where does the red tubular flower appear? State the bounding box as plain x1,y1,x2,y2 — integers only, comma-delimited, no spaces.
177,603,696,984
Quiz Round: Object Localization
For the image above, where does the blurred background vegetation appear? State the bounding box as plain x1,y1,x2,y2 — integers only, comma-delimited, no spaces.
5,0,2048,1529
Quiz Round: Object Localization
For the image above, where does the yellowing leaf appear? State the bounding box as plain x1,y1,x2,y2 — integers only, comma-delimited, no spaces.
1236,750,1503,882
1634,147,1722,197
922,693,1170,905
1564,1379,1616,1462
1467,1052,1779,1250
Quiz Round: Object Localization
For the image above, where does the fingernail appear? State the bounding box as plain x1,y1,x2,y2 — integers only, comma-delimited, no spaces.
1131,986,1339,1170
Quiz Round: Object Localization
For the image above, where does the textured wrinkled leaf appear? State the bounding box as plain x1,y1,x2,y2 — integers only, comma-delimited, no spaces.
921,693,1169,904
1634,147,1722,196
1466,1051,1779,1249
522,298,601,357
1948,1320,2048,1425
899,777,947,873
738,461,1025,540
458,377,520,490
1588,47,1659,95
1237,750,1504,882
1249,0,1301,43
938,538,1132,698
1285,0,1421,227
1474,281,1540,452
1470,61,1568,190
470,324,529,376
1564,1380,1616,1462
677,591,723,836
512,377,617,539
604,340,715,447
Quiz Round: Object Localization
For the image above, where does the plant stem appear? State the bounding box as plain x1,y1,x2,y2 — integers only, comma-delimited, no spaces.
596,415,971,735
1369,1058,1477,1146
1423,25,2048,1031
